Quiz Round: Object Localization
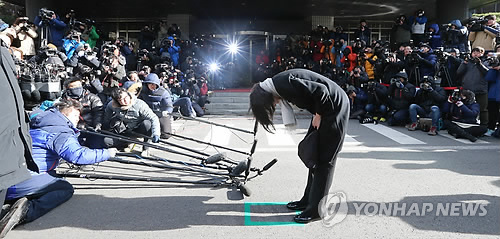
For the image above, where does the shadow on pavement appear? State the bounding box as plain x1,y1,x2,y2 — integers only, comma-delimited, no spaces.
340,150,500,177
346,194,500,235
14,194,297,232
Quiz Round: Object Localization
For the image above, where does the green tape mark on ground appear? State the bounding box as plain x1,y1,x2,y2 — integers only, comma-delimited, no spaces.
244,202,304,226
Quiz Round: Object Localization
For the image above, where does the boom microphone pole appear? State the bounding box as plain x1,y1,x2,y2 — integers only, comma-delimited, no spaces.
163,132,250,156
82,130,206,160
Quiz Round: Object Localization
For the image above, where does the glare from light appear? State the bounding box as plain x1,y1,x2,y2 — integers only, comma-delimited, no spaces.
209,63,220,72
228,43,239,54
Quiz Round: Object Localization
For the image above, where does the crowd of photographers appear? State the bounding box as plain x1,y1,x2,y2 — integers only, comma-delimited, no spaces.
256,11,500,141
1,9,211,126
0,8,218,159
0,8,499,143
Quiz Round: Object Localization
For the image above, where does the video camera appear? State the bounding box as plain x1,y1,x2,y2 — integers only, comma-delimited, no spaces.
39,8,55,22
467,17,489,32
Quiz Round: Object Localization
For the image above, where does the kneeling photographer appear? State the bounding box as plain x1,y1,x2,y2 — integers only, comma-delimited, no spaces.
139,73,173,139
407,76,447,135
347,66,369,118
442,89,487,142
363,80,389,122
387,71,416,126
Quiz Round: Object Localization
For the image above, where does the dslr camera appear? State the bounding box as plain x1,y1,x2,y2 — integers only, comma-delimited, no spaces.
39,8,55,21
366,81,377,93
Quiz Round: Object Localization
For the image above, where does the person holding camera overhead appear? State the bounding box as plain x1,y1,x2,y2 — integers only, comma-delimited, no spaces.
469,15,499,52
457,47,489,128
409,9,427,45
387,71,416,126
407,76,446,135
34,8,67,47
442,89,487,142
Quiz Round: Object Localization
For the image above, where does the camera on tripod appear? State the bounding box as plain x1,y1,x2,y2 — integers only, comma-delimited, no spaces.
407,50,421,65
39,8,55,22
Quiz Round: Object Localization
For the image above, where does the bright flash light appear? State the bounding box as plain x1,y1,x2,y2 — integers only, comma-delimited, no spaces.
209,63,220,72
228,43,239,54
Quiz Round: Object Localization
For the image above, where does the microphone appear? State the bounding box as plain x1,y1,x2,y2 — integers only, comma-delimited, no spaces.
262,158,278,171
230,159,248,176
204,153,226,164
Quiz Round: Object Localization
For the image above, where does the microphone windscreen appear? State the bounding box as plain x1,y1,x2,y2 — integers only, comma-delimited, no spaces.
230,159,248,176
204,153,225,164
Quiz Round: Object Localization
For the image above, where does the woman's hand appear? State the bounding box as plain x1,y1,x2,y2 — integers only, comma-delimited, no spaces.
312,113,321,129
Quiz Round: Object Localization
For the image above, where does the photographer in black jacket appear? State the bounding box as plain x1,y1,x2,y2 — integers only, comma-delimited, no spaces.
364,80,389,122
387,71,416,126
407,76,447,135
61,77,105,148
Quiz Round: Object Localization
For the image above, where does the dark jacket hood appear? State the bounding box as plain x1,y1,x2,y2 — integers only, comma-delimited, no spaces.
168,36,176,46
450,20,462,28
429,24,439,34
143,73,161,87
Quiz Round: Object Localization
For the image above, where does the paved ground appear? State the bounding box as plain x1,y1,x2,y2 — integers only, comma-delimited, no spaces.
8,115,500,239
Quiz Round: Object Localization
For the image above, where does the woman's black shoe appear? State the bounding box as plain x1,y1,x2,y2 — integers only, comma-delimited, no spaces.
286,201,307,211
293,213,320,224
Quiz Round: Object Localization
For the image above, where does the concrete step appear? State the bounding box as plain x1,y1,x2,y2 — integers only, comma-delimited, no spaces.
208,97,250,104
204,109,252,116
205,102,250,110
209,91,250,97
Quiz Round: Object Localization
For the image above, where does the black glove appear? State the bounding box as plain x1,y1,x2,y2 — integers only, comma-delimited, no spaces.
152,135,160,143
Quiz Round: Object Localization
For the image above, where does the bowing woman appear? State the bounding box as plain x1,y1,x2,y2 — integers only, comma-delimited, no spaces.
249,69,349,223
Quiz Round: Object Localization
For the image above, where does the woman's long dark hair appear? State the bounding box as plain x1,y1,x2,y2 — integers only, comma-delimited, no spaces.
250,84,276,132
